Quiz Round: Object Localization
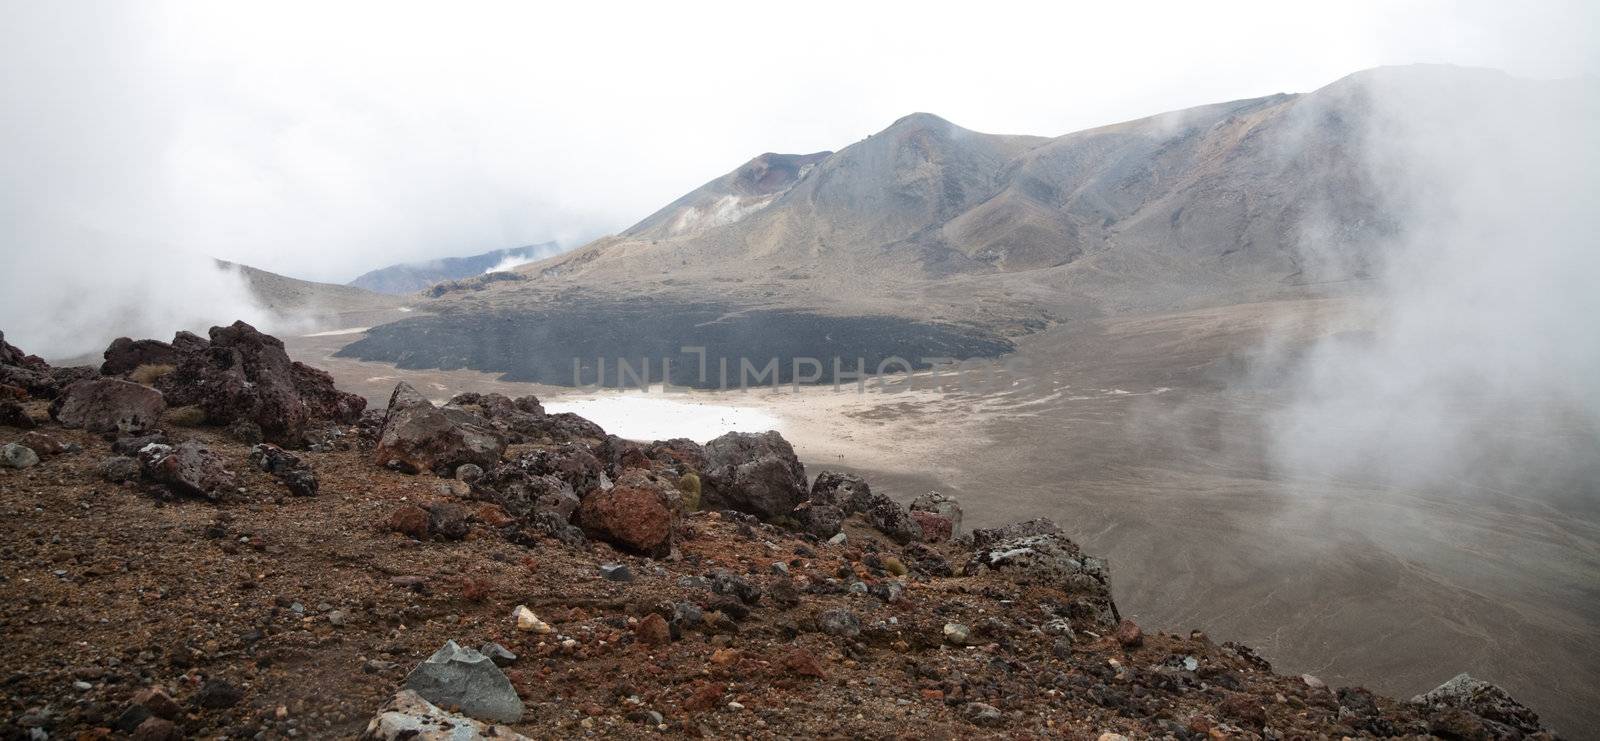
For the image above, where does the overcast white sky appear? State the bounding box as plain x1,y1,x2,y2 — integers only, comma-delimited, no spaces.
2,0,1596,285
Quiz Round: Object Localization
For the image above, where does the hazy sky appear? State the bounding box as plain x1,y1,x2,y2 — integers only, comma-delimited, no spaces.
2,0,1596,285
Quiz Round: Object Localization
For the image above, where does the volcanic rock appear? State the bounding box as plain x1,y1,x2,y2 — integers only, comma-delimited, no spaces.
971,517,1061,549
1412,673,1546,736
644,437,708,473
910,510,953,542
910,490,962,536
0,399,36,429
968,532,1117,630
18,431,65,456
249,443,318,496
99,455,142,482
701,430,807,520
1,442,39,469
156,321,365,446
576,469,681,556
801,471,923,543
403,640,523,724
373,382,506,475
361,689,533,741
49,378,165,434
100,337,183,376
139,441,238,500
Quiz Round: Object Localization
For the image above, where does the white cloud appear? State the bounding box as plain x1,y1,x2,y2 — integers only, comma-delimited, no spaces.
1,1,1595,356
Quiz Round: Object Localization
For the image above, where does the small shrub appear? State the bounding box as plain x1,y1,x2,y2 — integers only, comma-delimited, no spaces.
129,363,175,386
677,472,702,512
164,405,206,427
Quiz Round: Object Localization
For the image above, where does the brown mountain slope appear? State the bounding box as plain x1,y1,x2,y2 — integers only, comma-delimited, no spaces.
497,70,1434,320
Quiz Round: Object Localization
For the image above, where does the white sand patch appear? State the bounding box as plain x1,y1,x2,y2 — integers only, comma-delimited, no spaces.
544,394,784,443
302,326,371,337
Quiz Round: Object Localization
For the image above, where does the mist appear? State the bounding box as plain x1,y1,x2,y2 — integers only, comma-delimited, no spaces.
1269,67,1600,503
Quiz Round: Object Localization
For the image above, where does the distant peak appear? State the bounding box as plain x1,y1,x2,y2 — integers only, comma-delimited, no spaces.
887,111,955,130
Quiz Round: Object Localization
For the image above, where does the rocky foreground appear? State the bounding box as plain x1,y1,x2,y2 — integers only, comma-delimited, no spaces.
0,325,1558,739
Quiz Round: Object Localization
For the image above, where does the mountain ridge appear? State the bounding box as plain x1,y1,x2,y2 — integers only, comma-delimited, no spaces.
348,243,564,295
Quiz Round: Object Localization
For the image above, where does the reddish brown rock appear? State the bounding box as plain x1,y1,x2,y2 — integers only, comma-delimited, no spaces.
384,504,432,539
635,613,671,646
576,470,681,556
18,431,64,456
780,649,826,678
100,336,183,376
1218,693,1267,728
681,679,724,712
910,510,953,543
49,378,166,434
132,687,181,720
157,321,365,446
131,716,181,741
1115,619,1144,649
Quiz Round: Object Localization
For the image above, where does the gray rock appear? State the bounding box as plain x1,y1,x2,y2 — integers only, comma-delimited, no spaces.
374,382,506,475
139,441,238,500
943,622,972,645
1052,636,1074,658
600,563,634,582
362,689,533,741
804,471,922,543
710,569,760,605
1,443,39,469
869,579,905,603
971,518,1060,549
454,463,483,483
966,532,1117,630
701,430,807,520
49,378,165,434
403,640,523,723
1410,673,1547,735
817,609,860,637
479,642,517,667
963,702,1003,726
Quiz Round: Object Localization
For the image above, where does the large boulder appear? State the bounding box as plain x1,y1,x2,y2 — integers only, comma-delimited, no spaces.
576,469,682,556
50,378,166,434
157,321,365,446
0,331,56,398
1,443,39,469
100,337,183,376
474,464,581,522
910,491,963,541
971,517,1061,549
701,431,807,520
402,641,523,724
446,392,547,442
360,690,533,741
0,399,35,429
644,437,708,474
965,531,1118,630
139,441,238,500
373,382,505,475
797,471,923,543
1411,673,1548,736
